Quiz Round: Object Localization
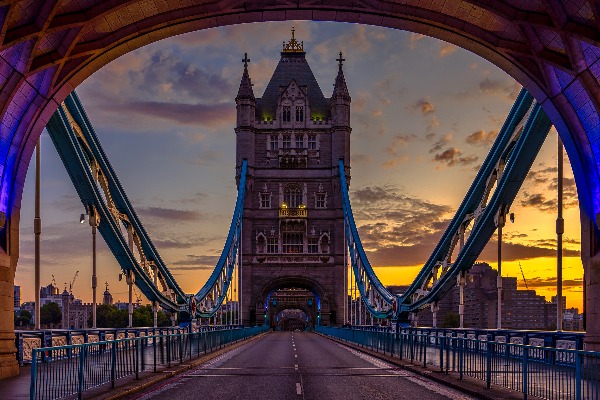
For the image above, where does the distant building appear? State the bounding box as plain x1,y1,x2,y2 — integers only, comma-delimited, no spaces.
61,290,93,329
40,283,63,308
562,307,584,331
389,263,557,330
13,286,20,312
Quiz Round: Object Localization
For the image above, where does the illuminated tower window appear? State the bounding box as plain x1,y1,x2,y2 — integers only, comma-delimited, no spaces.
284,185,302,207
267,237,278,253
308,135,317,150
295,134,304,149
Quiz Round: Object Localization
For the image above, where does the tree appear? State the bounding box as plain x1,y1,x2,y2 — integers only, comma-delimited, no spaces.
14,310,31,327
40,302,62,326
93,304,127,328
441,312,460,328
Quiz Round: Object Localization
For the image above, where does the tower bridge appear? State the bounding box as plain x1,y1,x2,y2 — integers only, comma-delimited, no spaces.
0,1,599,398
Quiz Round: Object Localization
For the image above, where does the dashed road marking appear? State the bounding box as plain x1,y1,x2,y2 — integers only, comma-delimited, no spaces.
296,382,302,395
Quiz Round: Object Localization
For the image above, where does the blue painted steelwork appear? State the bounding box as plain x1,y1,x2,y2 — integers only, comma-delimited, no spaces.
46,92,186,310
339,160,395,319
317,326,598,400
339,89,552,317
194,159,247,318
29,326,267,400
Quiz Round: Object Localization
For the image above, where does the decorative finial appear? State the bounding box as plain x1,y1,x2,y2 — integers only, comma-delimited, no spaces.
336,51,345,71
283,27,304,53
242,53,250,68
105,281,109,291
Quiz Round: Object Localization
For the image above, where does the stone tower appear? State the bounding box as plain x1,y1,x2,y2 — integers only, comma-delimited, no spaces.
237,29,351,328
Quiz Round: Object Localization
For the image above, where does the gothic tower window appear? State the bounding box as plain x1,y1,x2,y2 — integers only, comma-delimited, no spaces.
315,193,327,208
283,106,291,122
308,237,319,253
295,134,304,149
307,135,317,150
260,192,271,209
270,135,278,150
267,237,278,253
283,232,303,253
284,185,303,208
282,135,291,149
296,106,304,121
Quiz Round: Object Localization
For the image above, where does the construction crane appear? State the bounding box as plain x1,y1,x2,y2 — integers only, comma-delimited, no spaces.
69,270,79,294
133,287,142,304
518,262,529,290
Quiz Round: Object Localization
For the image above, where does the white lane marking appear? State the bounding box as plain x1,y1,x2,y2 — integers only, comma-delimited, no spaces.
337,343,476,400
295,364,298,370
294,354,297,358
296,382,302,395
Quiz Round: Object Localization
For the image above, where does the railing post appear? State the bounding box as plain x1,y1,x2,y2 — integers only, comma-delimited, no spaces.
111,341,117,388
486,334,492,389
423,332,427,368
135,339,139,380
153,334,157,373
458,338,463,380
167,335,171,368
30,348,37,400
522,345,528,399
78,345,86,400
575,351,582,400
440,334,444,372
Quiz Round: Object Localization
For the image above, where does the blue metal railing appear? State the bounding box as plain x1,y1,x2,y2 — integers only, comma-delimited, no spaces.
317,326,599,400
30,326,268,400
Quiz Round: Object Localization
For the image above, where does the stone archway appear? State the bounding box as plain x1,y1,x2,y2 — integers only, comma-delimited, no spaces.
1,1,600,377
255,276,330,328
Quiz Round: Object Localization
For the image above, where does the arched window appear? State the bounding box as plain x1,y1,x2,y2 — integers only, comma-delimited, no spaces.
283,185,303,208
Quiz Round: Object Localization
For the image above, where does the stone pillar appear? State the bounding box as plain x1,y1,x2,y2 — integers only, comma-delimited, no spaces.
0,251,18,378
583,212,600,350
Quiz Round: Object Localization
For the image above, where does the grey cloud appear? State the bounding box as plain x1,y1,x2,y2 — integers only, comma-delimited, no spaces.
102,101,235,127
432,147,479,167
411,98,435,116
137,206,204,221
465,130,498,146
171,255,220,268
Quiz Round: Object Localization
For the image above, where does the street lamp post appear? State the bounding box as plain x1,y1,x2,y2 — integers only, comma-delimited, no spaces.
497,211,505,330
557,136,564,331
34,139,41,330
87,206,100,329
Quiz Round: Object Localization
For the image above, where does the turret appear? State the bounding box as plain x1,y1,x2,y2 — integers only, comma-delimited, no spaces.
236,53,256,127
331,51,351,127
235,53,256,170
331,51,351,168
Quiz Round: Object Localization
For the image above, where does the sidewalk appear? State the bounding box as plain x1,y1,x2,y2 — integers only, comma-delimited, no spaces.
0,364,31,400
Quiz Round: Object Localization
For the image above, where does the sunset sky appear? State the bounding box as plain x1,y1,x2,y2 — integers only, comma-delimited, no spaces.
14,21,584,313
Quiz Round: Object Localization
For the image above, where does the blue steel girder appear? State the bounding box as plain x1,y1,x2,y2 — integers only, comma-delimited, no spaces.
46,92,186,311
193,160,247,318
338,88,552,320
400,90,552,313
339,160,395,319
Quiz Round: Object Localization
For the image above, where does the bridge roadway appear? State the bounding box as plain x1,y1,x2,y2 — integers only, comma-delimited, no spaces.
126,331,475,400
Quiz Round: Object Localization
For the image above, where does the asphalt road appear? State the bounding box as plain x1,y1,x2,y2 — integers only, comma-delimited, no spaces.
129,331,476,400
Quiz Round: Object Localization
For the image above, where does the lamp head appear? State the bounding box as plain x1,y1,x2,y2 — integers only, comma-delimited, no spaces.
509,213,515,223
80,213,85,224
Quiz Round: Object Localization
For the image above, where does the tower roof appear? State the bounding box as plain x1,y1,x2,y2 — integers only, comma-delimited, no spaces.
256,29,330,119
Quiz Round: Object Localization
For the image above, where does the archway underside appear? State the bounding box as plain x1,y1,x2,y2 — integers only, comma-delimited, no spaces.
1,0,600,378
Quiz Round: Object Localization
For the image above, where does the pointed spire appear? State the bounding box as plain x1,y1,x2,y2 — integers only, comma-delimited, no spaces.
332,51,350,100
237,53,255,101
